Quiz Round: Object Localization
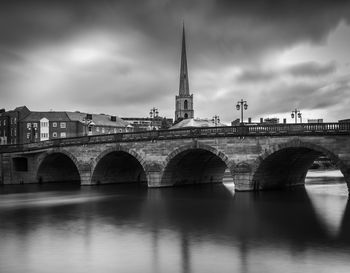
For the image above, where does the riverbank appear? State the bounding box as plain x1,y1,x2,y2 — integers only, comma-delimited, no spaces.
306,169,345,185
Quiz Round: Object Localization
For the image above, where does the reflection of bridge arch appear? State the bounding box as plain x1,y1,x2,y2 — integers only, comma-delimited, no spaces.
91,147,147,184
252,140,349,190
36,149,81,184
161,143,234,186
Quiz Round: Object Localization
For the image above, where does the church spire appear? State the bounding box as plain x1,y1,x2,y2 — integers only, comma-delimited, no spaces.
175,23,194,122
179,23,190,96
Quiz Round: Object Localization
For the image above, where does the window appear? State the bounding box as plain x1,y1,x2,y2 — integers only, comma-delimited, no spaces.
184,100,188,110
53,122,57,127
3,120,6,126
14,117,17,124
96,127,100,132
41,121,48,127
14,129,16,136
27,123,31,129
33,123,37,128
102,128,105,133
60,122,66,128
53,132,57,137
41,133,49,139
60,132,66,138
114,128,117,133
27,133,30,139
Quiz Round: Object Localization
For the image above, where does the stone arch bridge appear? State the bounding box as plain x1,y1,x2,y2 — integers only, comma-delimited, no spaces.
1,123,350,191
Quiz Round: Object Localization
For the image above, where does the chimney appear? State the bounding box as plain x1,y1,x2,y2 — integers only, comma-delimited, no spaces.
0,108,5,114
260,118,263,124
86,114,92,120
283,118,287,124
111,116,116,122
248,117,252,124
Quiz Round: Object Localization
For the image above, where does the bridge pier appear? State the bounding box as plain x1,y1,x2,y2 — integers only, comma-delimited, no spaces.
231,163,255,191
233,173,255,191
77,162,93,185
147,171,167,187
146,163,173,188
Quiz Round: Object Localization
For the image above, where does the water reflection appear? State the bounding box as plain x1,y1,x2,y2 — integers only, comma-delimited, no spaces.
0,182,350,273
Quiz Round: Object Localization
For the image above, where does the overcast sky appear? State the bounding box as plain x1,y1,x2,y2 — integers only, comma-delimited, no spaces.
1,0,350,123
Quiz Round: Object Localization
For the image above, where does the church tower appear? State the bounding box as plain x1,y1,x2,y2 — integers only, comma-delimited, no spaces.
175,24,194,122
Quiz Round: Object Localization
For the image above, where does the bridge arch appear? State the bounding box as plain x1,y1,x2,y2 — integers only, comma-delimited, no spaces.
161,142,234,186
91,146,147,184
252,139,349,190
36,149,81,184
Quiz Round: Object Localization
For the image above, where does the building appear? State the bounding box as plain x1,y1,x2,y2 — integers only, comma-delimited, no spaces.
175,24,194,123
171,118,226,129
121,117,173,131
0,106,30,145
20,111,131,144
0,106,131,145
308,119,323,123
263,118,280,124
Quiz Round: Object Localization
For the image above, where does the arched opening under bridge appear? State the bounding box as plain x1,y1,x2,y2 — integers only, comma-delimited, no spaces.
161,148,229,186
91,151,147,185
253,147,347,190
37,152,81,184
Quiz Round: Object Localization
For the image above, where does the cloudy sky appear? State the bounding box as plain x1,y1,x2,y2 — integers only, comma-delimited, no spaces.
1,0,350,123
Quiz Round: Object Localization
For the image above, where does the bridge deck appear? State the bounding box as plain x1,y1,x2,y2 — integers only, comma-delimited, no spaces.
1,122,350,153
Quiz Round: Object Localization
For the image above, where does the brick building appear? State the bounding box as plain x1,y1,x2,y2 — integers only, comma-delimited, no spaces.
0,106,30,145
0,106,131,145
121,117,173,131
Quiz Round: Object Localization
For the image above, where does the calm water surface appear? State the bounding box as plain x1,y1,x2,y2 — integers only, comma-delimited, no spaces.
0,175,349,273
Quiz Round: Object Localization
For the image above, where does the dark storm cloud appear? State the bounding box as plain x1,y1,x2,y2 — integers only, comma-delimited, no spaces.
249,76,350,116
236,61,337,83
287,62,337,77
236,69,276,83
1,0,350,55
0,0,350,119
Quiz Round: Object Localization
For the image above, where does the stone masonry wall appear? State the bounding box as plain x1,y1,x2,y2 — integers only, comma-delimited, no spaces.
1,135,350,191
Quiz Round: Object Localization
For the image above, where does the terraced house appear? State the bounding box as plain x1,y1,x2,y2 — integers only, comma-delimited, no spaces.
0,106,131,145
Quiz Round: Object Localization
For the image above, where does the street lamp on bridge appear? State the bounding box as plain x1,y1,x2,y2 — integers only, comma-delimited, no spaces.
236,99,248,125
291,109,302,123
212,115,220,126
83,114,95,136
149,107,159,130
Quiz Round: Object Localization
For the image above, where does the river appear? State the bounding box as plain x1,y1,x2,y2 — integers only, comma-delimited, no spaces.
0,171,349,273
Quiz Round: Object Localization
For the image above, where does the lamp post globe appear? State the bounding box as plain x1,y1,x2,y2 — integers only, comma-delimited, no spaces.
291,109,302,124
236,99,248,125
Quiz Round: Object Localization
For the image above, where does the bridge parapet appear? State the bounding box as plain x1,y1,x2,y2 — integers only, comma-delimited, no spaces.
1,122,350,154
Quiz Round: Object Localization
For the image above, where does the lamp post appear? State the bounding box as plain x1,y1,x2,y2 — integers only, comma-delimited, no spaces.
212,115,220,126
291,108,302,124
149,107,159,130
83,115,95,136
236,99,248,125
